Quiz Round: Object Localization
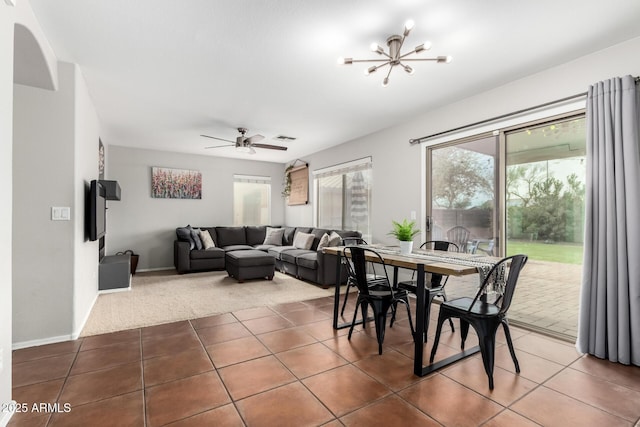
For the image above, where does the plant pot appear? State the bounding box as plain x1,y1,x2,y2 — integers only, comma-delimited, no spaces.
399,240,413,255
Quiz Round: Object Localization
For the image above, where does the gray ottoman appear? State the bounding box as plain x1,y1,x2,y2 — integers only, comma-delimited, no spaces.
225,250,276,282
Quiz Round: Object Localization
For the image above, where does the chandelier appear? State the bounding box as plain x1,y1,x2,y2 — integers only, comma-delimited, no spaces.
338,20,452,87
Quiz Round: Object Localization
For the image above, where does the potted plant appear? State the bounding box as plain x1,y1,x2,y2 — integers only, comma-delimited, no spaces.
389,219,420,255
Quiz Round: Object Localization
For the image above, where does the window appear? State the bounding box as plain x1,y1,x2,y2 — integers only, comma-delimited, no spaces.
314,157,372,239
233,175,271,226
425,113,586,341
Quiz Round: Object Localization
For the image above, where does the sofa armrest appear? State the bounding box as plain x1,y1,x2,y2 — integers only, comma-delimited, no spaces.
174,240,191,274
316,250,348,286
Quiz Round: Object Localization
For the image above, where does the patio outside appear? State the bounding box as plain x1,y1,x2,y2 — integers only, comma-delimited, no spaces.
444,242,582,342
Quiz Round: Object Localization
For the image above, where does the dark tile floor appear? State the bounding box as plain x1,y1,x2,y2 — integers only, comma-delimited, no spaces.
9,295,640,427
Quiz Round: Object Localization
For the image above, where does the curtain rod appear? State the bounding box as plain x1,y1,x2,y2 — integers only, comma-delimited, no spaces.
409,75,640,146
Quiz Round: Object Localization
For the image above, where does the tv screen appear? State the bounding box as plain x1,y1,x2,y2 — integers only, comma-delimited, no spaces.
89,180,106,241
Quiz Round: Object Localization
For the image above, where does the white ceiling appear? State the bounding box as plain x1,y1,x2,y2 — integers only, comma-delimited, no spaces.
27,0,640,164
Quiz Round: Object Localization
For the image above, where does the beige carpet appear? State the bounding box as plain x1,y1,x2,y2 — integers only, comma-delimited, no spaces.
81,270,337,337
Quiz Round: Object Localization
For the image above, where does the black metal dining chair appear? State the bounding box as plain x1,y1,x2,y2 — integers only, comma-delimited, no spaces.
339,238,385,316
396,240,459,338
345,246,415,355
429,254,528,389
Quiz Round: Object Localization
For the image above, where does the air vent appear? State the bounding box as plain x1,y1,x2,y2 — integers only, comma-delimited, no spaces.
274,135,297,142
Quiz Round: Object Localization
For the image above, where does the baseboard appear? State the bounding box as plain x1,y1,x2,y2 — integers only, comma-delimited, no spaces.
0,401,16,427
136,267,174,273
12,334,74,351
98,286,131,294
71,292,99,340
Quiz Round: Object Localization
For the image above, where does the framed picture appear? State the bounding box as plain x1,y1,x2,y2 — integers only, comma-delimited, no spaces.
288,164,309,205
151,167,202,199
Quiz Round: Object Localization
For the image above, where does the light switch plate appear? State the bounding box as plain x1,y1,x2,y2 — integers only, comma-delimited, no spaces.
51,207,71,221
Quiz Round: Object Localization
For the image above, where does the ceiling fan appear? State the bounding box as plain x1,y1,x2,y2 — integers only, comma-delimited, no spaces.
201,127,288,154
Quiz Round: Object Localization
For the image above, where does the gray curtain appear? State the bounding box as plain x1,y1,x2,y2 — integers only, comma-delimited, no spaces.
577,75,640,366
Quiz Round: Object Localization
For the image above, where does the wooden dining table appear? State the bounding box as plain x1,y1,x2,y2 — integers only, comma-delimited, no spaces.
324,244,502,377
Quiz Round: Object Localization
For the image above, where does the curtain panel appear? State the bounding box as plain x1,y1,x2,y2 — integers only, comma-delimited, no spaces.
577,75,640,366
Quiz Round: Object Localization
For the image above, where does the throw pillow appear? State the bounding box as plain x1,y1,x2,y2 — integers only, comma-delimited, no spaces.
199,229,215,249
263,227,284,246
328,231,342,247
293,231,315,250
190,227,203,250
176,227,195,250
316,233,331,250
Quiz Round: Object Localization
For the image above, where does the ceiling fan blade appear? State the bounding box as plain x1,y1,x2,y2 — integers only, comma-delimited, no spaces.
201,134,235,143
204,144,234,149
245,134,265,144
248,146,256,155
251,143,288,151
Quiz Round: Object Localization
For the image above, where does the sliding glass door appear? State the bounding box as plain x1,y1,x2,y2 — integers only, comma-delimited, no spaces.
427,135,499,254
426,114,586,340
504,116,586,339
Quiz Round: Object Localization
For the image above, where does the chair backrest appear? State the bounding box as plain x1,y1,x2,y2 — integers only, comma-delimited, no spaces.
343,237,368,246
344,246,390,296
420,240,459,252
446,226,470,252
470,254,528,315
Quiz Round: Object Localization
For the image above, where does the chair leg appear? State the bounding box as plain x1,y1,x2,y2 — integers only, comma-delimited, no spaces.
372,300,391,355
389,299,416,337
429,311,448,363
459,319,470,350
440,292,455,332
404,299,415,338
348,299,361,340
360,301,369,330
502,319,520,372
340,282,352,317
375,311,386,355
389,301,398,328
473,319,500,390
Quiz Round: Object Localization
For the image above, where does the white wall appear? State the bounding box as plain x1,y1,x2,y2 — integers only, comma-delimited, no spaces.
73,66,101,338
287,36,640,246
13,63,76,345
12,61,100,347
107,146,286,270
0,4,15,423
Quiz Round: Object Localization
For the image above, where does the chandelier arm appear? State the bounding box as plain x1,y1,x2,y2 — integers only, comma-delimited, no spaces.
385,65,394,79
395,34,408,59
376,62,391,72
401,58,440,61
399,50,420,60
349,59,391,63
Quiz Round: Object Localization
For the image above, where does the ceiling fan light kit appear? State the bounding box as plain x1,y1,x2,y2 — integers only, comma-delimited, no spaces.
338,20,452,86
201,127,287,154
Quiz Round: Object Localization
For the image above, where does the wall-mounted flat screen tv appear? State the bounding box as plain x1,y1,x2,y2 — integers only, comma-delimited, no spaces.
88,179,106,241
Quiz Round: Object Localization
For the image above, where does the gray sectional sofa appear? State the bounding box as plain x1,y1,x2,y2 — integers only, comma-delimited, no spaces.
173,225,361,286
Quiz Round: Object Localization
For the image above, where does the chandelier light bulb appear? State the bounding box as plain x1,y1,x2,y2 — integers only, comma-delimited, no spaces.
382,77,389,87
403,65,414,75
337,57,353,65
365,65,377,75
370,42,383,54
415,41,433,53
445,55,453,63
404,19,415,36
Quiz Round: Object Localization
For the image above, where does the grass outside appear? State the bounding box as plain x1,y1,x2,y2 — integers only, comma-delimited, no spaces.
506,240,584,264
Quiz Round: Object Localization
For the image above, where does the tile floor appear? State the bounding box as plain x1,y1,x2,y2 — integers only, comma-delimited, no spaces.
9,295,640,427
